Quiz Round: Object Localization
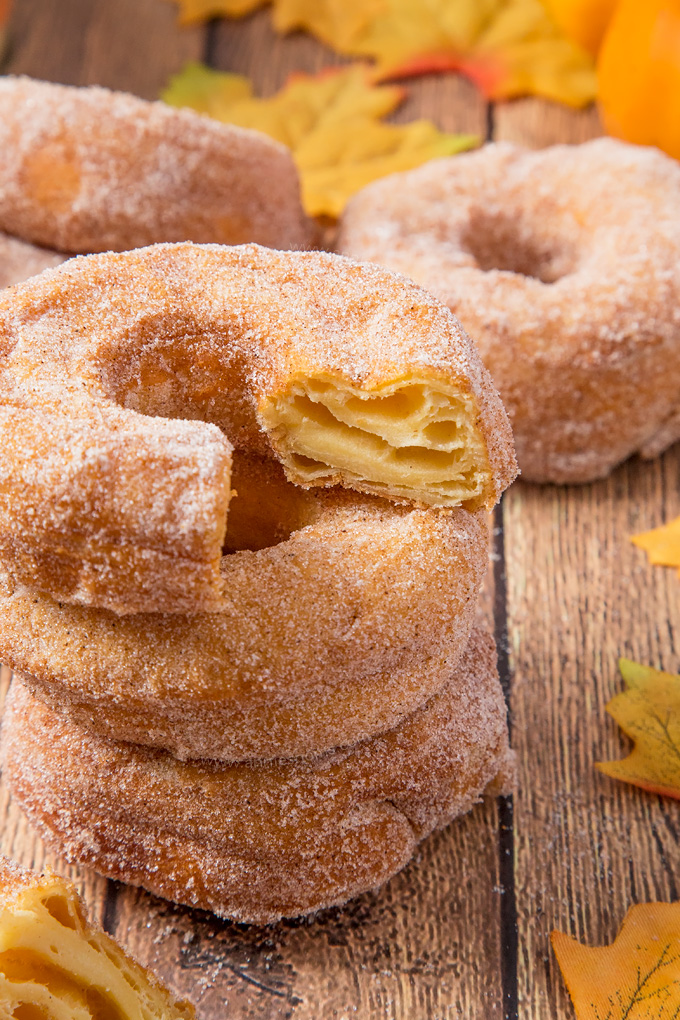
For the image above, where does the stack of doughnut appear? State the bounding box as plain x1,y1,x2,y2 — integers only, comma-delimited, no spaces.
0,76,312,288
338,138,680,483
0,240,518,923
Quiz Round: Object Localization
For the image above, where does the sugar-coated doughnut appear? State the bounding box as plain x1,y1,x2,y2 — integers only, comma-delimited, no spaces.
0,231,66,289
0,77,311,253
0,856,195,1019
0,453,488,762
0,242,516,615
2,625,515,924
338,139,680,483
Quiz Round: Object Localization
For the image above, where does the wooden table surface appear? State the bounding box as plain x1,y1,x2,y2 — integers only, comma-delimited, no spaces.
1,3,679,1018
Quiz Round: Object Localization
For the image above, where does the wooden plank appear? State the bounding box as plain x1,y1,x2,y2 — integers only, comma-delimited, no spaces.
5,0,202,98
491,98,680,1016
212,9,347,92
506,453,680,1017
493,98,602,146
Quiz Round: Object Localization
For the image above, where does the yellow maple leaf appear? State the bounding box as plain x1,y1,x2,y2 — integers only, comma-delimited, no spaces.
176,0,264,24
596,659,680,800
632,515,680,580
162,62,478,218
171,0,597,107
552,903,680,1020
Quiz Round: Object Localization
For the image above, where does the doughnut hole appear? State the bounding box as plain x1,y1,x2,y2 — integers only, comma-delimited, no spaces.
261,374,492,509
223,454,323,553
460,205,578,283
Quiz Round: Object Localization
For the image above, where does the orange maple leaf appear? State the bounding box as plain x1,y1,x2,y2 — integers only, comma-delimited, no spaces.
162,62,478,218
552,903,680,1020
632,515,680,580
171,0,597,107
596,659,680,800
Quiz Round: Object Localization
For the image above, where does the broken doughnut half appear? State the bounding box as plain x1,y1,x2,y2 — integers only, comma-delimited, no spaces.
0,856,195,1019
0,242,516,614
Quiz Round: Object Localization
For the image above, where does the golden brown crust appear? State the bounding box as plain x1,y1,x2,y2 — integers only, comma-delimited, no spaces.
0,231,66,289
2,625,515,924
0,76,311,253
0,242,516,614
0,456,488,761
338,138,680,483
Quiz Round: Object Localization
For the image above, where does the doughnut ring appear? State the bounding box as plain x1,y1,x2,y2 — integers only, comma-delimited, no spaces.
0,453,488,762
0,76,311,253
0,857,195,1019
0,231,66,290
338,138,680,483
0,242,516,615
2,625,515,924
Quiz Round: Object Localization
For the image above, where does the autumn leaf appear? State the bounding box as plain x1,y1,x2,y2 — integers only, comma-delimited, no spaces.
632,515,680,580
542,0,617,56
175,0,264,24
552,902,680,1020
596,658,680,800
162,62,478,217
171,0,597,107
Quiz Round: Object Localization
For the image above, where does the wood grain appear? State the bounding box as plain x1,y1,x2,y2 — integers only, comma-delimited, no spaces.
492,99,680,1017
5,0,201,97
505,453,680,1017
493,97,602,146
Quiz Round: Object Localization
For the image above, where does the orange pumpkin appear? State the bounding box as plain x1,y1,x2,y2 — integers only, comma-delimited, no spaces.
543,0,618,56
598,0,680,158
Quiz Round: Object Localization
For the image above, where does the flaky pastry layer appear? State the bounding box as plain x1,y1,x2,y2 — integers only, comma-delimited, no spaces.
3,625,515,924
0,242,515,614
338,138,680,483
0,456,488,762
0,856,194,1019
0,76,311,253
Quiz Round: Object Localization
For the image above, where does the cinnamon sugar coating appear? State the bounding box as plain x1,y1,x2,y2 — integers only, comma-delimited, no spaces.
0,77,311,253
338,138,680,483
0,242,515,614
0,231,66,290
2,626,515,924
0,454,488,762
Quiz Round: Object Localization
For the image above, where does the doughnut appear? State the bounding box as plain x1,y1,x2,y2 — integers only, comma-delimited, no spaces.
0,242,516,615
0,76,311,253
0,454,488,762
337,138,680,483
0,231,66,290
0,856,195,1019
2,625,515,924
